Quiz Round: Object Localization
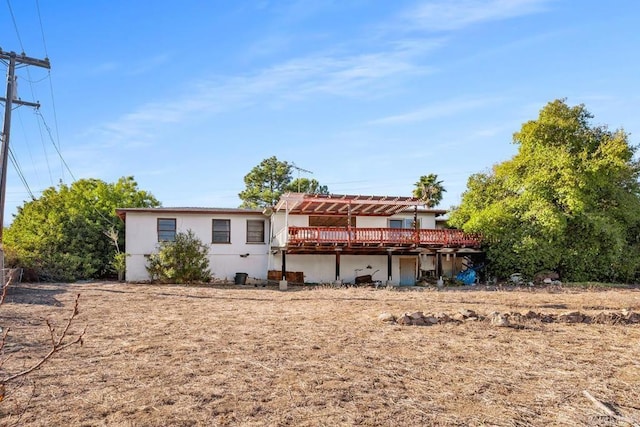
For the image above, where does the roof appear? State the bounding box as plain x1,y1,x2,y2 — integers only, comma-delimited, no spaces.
273,192,445,217
116,207,265,221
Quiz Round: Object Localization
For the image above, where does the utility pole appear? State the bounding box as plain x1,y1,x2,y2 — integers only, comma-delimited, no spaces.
0,49,51,284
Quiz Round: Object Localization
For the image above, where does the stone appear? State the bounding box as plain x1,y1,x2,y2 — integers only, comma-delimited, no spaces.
452,312,466,322
409,311,425,320
423,316,439,325
622,310,640,324
458,309,477,318
558,311,584,323
435,312,450,322
490,312,510,327
378,312,396,323
412,317,427,326
397,314,412,325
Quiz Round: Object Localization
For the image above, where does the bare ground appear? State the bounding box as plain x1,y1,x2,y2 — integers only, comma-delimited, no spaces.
1,282,639,426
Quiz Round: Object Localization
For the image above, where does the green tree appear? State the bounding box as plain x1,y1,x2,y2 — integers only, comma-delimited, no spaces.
413,174,446,207
239,156,293,208
284,178,329,195
4,176,159,281
146,230,211,284
449,99,640,282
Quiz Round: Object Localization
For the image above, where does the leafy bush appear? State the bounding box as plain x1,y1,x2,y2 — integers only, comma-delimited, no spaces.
4,176,159,282
449,100,640,282
146,230,211,284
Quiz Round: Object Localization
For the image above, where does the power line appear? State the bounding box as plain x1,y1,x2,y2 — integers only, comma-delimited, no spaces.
16,109,43,185
35,0,49,58
5,0,25,53
8,147,35,200
34,110,76,182
35,0,63,182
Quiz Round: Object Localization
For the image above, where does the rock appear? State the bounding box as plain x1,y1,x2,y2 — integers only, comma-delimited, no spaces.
378,312,396,323
397,314,412,325
521,310,539,320
412,317,427,326
409,311,425,320
423,316,439,325
490,312,510,327
593,312,616,324
543,278,553,284
622,310,640,324
435,312,451,322
452,312,466,322
558,311,584,323
458,309,477,318
540,314,555,323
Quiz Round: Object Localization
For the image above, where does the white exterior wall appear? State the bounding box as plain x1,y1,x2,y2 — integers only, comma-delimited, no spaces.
270,253,419,285
271,212,308,247
124,212,269,282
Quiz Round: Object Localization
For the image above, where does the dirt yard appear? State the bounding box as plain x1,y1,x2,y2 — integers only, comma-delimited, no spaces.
1,282,639,426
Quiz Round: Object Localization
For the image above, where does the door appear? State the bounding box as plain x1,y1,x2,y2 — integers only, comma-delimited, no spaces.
399,257,416,286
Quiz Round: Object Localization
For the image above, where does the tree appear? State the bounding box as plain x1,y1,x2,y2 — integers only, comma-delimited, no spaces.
146,230,211,284
4,176,159,282
449,99,640,282
238,156,293,208
413,174,445,207
284,178,329,195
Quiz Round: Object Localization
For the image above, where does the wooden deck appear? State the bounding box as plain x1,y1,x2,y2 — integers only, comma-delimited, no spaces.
287,227,481,249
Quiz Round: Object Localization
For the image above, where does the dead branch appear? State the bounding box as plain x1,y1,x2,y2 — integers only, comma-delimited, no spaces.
1,293,85,385
0,273,13,307
583,390,640,427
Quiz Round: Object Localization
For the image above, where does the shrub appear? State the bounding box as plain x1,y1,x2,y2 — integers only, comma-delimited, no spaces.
146,230,211,284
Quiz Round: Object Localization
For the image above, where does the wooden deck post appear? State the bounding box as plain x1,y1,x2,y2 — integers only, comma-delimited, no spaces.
386,249,393,283
279,250,288,290
335,249,341,281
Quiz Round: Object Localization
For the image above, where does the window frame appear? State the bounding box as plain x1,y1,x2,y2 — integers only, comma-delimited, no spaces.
246,219,265,243
212,219,231,244
157,218,177,242
389,218,419,229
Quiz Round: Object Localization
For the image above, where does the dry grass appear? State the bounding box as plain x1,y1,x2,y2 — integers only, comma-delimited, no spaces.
1,282,639,426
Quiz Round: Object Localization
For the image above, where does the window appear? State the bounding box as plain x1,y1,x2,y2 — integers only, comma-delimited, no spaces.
246,220,265,243
389,218,419,229
212,219,231,243
158,218,176,241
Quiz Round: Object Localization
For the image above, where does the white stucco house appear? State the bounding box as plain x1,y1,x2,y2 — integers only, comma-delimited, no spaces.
116,207,271,283
117,193,482,286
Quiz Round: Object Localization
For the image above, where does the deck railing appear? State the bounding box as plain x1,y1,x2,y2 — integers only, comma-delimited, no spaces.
287,227,481,248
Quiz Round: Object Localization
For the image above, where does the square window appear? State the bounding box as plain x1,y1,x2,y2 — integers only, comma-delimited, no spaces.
213,219,231,243
158,218,176,242
246,220,265,243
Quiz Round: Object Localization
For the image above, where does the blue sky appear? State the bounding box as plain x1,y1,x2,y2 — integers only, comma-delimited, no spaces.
1,0,639,220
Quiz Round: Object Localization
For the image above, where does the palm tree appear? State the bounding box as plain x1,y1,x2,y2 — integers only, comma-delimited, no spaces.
413,174,445,208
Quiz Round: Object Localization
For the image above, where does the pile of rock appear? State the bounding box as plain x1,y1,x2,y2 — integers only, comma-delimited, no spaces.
378,308,640,327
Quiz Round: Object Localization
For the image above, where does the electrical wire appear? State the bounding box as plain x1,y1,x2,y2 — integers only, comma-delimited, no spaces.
35,0,49,58
34,110,76,182
8,147,35,200
16,109,42,184
35,0,64,182
5,0,25,53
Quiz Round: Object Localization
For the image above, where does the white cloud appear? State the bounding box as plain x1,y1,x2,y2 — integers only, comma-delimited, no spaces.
92,39,438,145
400,0,552,32
369,97,503,125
